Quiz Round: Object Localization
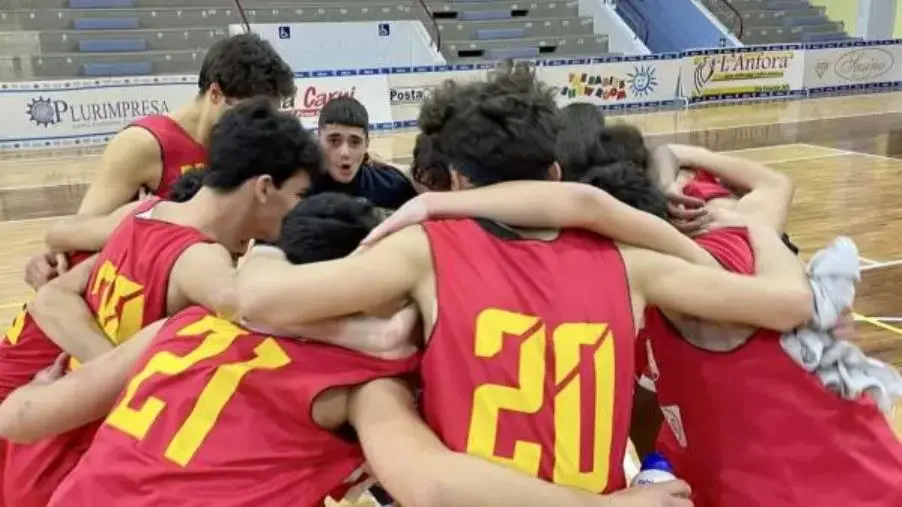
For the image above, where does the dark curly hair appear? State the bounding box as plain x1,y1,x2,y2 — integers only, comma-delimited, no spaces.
556,103,606,180
410,133,451,191
277,193,382,265
417,64,561,186
580,160,667,219
198,33,296,100
168,169,206,202
205,97,323,191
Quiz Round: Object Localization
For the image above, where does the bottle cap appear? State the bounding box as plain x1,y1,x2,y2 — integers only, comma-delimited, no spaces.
640,452,674,474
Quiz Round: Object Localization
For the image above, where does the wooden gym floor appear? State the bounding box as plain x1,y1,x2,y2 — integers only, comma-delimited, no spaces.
0,92,900,437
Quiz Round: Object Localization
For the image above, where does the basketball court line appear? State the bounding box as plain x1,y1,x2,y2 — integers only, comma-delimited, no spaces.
861,260,902,271
796,143,902,163
854,313,902,336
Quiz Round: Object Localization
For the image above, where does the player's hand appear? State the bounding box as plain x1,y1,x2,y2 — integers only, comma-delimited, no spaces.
687,208,750,237
358,195,429,249
24,251,68,290
33,353,69,385
604,480,693,507
831,308,856,341
665,187,710,236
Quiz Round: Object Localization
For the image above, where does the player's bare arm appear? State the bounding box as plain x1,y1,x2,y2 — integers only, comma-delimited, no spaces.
622,245,812,331
0,320,163,443
235,226,429,335
78,126,163,216
44,201,142,255
349,378,692,507
28,254,113,362
365,181,715,267
208,245,418,357
667,145,794,232
23,128,161,290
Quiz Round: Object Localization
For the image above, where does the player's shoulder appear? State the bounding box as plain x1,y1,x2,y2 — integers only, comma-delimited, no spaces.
110,124,160,153
178,241,232,264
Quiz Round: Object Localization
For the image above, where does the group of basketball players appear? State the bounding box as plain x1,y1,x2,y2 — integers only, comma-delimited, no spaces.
0,31,897,507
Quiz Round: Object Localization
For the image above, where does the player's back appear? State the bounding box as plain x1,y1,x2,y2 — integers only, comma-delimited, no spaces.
2,198,213,507
645,227,902,507
420,218,636,494
84,197,213,345
130,115,207,197
50,306,419,507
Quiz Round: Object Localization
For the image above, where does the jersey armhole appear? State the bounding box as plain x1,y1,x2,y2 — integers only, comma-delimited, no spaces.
125,123,166,193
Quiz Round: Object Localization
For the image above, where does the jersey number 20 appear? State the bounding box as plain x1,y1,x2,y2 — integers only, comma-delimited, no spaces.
466,308,616,493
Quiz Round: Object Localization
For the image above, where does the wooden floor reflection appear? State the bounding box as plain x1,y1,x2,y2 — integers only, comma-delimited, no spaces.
1,93,900,441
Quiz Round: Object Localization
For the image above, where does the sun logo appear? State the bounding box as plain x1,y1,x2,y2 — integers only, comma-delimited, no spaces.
626,65,658,97
26,97,59,127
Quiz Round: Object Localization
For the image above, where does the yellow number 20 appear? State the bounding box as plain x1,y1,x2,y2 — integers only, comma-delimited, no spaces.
465,308,616,493
91,260,146,345
106,316,290,467
2,307,28,346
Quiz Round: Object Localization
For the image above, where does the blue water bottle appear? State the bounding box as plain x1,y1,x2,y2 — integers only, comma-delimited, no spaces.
630,452,678,486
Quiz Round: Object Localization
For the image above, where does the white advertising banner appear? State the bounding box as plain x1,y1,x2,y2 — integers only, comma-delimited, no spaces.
0,75,197,150
680,45,806,101
388,64,490,128
536,55,684,110
803,40,902,93
287,70,393,130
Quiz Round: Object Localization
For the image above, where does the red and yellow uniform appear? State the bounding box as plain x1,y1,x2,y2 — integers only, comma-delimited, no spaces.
644,226,902,507
50,306,419,507
131,115,207,197
419,219,636,494
3,198,213,507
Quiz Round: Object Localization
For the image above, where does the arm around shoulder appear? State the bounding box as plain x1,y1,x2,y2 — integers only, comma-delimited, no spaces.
45,200,141,254
625,246,812,331
170,242,237,315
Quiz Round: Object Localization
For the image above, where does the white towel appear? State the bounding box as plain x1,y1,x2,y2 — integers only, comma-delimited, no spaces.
780,237,902,413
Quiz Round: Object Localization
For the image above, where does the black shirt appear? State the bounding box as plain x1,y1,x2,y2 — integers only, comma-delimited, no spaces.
310,161,417,209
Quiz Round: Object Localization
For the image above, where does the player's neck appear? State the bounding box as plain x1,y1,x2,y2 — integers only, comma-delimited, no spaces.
168,102,210,147
162,189,244,241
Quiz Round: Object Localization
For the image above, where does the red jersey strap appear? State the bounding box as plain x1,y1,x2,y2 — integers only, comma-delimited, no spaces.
692,227,754,274
129,116,198,148
132,196,162,216
293,343,420,426
682,169,732,202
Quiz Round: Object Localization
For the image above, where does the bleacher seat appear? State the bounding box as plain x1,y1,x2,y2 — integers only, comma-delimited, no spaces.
429,0,610,62
699,0,852,45
0,0,616,79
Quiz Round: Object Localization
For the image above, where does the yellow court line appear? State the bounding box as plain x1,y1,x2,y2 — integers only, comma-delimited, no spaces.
0,302,22,310
854,313,902,336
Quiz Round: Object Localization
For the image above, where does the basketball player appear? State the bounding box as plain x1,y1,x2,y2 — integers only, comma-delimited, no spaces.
0,194,675,507
23,33,296,289
638,142,902,507
0,168,208,507
1,98,319,507
310,97,418,208
227,69,814,504
433,122,901,506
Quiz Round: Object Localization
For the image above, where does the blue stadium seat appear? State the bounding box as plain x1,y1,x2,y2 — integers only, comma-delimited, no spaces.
83,61,151,76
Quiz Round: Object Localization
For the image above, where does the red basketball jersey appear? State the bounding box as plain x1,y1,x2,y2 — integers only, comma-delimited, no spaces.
420,219,636,494
130,115,207,198
50,306,419,507
3,198,213,507
681,170,732,202
645,227,902,507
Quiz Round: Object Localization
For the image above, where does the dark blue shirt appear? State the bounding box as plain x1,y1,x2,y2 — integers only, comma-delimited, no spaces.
310,161,416,209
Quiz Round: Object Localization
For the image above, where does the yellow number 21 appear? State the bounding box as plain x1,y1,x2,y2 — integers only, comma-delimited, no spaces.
465,308,616,493
106,316,290,467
